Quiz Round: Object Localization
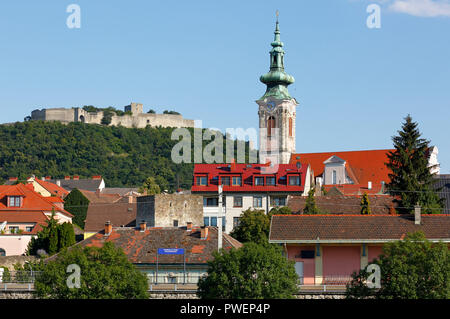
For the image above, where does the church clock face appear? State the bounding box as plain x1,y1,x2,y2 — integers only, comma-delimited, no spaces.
267,101,276,112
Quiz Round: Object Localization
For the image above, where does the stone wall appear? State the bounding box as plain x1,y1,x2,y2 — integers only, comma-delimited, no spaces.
137,194,203,228
0,256,37,269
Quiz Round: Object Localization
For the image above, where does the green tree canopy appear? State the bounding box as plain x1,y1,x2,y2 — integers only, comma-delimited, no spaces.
386,115,443,214
197,243,298,299
64,188,90,229
303,188,320,214
346,231,449,299
34,242,149,299
230,209,270,245
268,206,292,218
138,176,161,195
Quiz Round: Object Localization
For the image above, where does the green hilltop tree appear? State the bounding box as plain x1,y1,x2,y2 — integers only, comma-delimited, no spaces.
386,115,443,214
138,176,161,195
197,243,298,299
64,188,90,229
230,209,270,245
360,193,371,215
303,188,320,214
34,242,149,299
346,231,449,299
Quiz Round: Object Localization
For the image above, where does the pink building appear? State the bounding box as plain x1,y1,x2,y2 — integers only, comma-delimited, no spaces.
0,184,73,256
269,213,450,286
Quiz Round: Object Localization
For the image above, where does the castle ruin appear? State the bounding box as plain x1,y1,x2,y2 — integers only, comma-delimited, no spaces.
30,103,195,129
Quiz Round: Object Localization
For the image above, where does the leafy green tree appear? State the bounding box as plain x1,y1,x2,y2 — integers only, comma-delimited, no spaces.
64,188,90,229
268,206,292,218
197,243,298,299
34,242,149,299
386,115,443,214
360,193,371,215
230,209,270,245
138,176,161,195
346,231,449,299
303,188,320,214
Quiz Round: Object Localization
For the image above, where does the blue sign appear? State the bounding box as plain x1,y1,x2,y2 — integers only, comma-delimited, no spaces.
158,248,185,255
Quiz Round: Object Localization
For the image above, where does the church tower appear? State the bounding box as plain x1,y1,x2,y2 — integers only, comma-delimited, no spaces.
256,18,298,165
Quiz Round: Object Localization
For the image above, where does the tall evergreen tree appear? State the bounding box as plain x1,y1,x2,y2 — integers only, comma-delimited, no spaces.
64,188,90,229
303,188,320,214
360,193,371,215
386,115,443,214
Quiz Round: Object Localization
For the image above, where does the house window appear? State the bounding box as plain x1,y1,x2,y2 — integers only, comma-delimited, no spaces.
196,176,207,186
210,217,217,227
0,248,5,256
233,196,243,207
221,176,230,186
232,176,241,186
9,226,19,234
254,177,264,186
300,250,315,259
271,196,286,207
288,175,300,186
9,196,21,207
25,226,33,233
332,170,337,185
203,197,218,207
203,217,209,226
173,220,178,227
233,217,240,228
253,196,263,208
266,177,276,186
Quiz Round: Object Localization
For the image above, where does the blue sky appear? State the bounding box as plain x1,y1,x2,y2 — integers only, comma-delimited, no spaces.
0,0,449,172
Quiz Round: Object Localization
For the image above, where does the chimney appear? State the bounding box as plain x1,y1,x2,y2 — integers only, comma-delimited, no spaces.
95,189,100,197
64,176,70,180
200,227,209,240
56,180,61,187
368,181,372,190
187,222,193,231
105,221,112,235
73,175,79,180
45,176,51,180
8,177,18,182
414,204,421,225
128,195,133,204
92,175,101,180
139,220,147,232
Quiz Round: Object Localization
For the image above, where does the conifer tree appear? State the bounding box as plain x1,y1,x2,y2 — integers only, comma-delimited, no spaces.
303,188,320,214
360,193,371,215
386,115,443,214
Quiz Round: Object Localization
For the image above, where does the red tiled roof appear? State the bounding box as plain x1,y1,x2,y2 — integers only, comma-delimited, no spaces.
290,149,393,186
192,163,308,193
0,211,48,234
269,214,450,242
33,178,69,198
0,184,73,218
58,226,242,264
288,195,397,214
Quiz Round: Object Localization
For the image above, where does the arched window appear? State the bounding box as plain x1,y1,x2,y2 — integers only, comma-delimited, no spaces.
79,115,85,123
0,248,5,256
267,116,276,137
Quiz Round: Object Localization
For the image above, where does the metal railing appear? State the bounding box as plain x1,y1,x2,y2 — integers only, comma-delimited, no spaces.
0,270,43,283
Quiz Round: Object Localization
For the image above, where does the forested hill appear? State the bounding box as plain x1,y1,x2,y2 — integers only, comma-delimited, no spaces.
0,121,254,190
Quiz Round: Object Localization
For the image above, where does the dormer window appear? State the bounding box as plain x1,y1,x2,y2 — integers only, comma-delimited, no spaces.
8,196,21,207
196,176,208,186
254,177,264,186
288,175,301,186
